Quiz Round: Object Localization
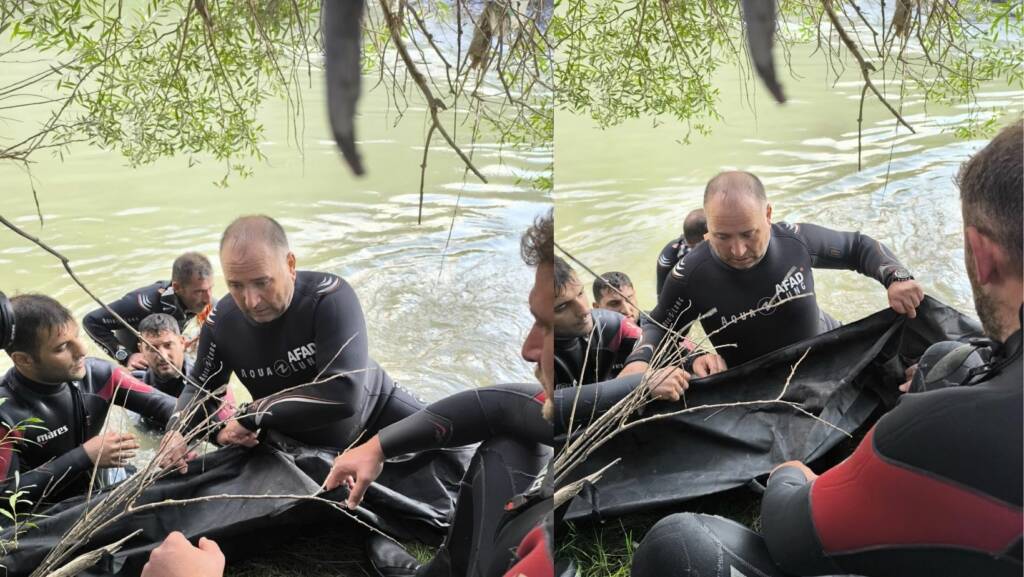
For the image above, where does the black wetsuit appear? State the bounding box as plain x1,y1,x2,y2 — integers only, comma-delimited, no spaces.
552,373,641,436
760,321,1023,577
82,281,195,364
177,271,422,448
555,309,641,389
627,222,909,369
132,357,194,398
0,358,175,505
631,320,1023,577
655,236,693,297
377,382,553,577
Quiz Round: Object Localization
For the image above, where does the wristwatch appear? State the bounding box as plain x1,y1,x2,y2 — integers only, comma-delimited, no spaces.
887,267,914,287
114,347,129,363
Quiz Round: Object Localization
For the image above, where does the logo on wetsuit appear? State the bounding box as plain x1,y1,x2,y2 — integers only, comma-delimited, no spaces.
36,425,69,445
239,342,317,379
720,269,809,326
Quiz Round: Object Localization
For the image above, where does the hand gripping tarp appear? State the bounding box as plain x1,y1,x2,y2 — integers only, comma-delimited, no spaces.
0,434,472,576
562,297,982,522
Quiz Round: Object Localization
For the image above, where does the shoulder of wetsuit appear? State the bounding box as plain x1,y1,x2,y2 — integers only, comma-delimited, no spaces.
158,282,190,320
668,241,712,285
295,270,346,300
591,308,626,340
80,357,117,392
657,238,681,267
873,366,1023,506
203,292,239,331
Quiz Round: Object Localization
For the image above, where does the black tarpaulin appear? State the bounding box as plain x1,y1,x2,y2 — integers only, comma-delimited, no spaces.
562,297,982,522
0,435,472,576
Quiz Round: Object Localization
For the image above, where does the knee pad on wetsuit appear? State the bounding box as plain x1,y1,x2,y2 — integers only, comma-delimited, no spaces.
910,341,987,393
632,513,789,577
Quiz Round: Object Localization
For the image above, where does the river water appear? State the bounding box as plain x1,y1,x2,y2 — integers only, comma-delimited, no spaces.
0,37,551,457
555,42,1022,329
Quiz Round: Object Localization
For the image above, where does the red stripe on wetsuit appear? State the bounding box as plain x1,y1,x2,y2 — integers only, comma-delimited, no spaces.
97,367,158,402
811,427,1023,554
0,427,22,480
609,317,642,351
503,525,553,577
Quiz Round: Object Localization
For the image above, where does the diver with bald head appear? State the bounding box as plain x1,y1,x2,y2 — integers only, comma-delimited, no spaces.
623,170,924,379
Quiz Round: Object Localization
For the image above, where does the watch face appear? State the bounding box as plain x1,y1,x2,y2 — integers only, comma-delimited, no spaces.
115,349,128,361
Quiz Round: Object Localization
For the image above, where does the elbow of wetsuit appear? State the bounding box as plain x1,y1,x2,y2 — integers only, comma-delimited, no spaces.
378,383,551,457
236,378,359,434
81,308,122,361
624,326,663,367
853,231,910,287
760,466,835,575
554,373,642,435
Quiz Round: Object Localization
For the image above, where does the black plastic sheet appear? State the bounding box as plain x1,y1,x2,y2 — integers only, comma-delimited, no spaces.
562,297,982,522
0,434,472,576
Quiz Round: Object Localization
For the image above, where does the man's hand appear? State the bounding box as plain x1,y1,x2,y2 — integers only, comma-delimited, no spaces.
899,363,918,393
691,353,728,377
771,460,818,481
646,367,689,401
323,435,385,509
887,280,925,319
618,361,649,377
82,432,139,467
142,532,224,577
216,420,259,448
126,352,149,370
158,430,194,474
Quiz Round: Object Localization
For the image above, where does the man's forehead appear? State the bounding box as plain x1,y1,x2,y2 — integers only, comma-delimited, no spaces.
142,330,179,343
555,277,582,299
43,321,77,346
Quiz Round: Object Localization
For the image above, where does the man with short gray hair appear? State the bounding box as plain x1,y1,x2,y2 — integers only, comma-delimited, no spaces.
623,170,924,379
83,252,214,369
159,215,425,470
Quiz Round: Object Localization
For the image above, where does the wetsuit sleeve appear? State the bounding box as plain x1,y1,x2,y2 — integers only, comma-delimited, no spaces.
554,374,642,435
795,223,910,286
97,366,176,427
174,319,231,436
82,287,155,363
377,383,551,457
760,464,834,574
236,282,365,432
0,424,93,506
625,270,700,366
655,240,679,296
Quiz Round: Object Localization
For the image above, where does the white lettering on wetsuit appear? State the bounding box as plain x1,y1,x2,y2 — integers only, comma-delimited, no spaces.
36,425,69,444
238,342,317,379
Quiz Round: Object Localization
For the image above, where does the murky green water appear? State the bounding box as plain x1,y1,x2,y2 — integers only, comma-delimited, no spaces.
0,44,550,458
554,42,1022,328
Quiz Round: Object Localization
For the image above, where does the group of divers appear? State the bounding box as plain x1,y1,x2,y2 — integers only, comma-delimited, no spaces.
0,121,1019,577
0,213,555,577
553,122,1022,577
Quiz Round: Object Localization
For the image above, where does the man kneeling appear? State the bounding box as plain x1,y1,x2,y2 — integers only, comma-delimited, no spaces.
0,294,175,506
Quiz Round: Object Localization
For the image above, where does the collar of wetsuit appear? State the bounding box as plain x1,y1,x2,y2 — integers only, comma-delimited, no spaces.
0,290,14,350
12,369,67,396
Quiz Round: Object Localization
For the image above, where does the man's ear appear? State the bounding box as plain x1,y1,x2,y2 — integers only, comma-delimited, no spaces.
9,350,33,372
286,252,297,278
966,226,1003,287
765,202,773,222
